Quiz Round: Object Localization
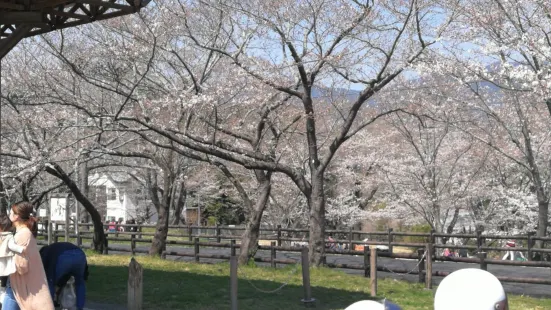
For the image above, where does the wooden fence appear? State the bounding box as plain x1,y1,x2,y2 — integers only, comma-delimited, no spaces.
37,222,551,290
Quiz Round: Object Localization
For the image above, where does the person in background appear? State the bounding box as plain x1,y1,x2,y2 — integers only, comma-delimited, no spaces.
108,219,116,232
4,201,54,310
40,242,88,310
502,240,525,261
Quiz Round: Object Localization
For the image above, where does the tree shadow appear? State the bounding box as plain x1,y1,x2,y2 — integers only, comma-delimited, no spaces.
87,263,379,310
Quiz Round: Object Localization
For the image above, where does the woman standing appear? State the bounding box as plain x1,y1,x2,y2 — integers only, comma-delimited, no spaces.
3,201,54,310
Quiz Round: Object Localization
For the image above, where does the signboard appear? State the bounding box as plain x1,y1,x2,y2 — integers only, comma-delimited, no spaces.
50,197,67,222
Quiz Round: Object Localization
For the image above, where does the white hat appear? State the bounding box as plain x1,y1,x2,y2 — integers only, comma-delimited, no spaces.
434,268,508,310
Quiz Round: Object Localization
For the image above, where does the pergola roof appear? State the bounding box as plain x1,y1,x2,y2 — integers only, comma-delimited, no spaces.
0,0,149,58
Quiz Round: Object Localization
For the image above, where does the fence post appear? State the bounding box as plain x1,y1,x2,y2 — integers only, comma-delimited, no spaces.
348,227,353,252
364,246,370,278
48,221,53,245
231,239,236,257
76,231,82,247
55,223,60,243
216,224,221,243
476,229,483,253
277,225,282,247
270,241,277,268
230,255,238,310
128,258,143,310
417,248,425,284
370,247,377,297
478,252,487,271
387,228,394,254
194,237,200,263
527,232,535,261
301,247,315,305
425,244,433,289
138,225,142,239
188,225,193,242
131,239,136,256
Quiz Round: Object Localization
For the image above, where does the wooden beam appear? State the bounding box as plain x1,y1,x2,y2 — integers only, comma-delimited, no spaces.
74,0,135,13
0,12,45,24
27,8,130,36
0,25,32,59
43,8,91,21
0,2,25,10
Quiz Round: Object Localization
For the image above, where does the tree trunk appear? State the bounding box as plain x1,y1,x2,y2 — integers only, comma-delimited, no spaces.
308,172,325,266
0,180,8,215
536,200,549,249
171,182,186,225
149,201,170,255
147,168,173,256
45,163,107,253
238,177,271,265
78,159,90,224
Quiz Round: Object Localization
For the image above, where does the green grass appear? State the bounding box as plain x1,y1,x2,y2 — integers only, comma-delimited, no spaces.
84,252,551,310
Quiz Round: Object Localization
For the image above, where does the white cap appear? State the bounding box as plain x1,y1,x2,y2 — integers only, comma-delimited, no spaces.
434,268,508,310
345,300,384,310
345,300,402,310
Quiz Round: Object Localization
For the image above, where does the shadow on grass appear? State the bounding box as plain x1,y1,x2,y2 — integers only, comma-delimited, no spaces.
87,263,377,310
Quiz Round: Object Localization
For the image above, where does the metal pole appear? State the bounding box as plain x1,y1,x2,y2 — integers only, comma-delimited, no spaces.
230,255,238,310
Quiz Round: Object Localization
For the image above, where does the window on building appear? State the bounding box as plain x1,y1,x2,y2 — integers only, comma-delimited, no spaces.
107,188,117,200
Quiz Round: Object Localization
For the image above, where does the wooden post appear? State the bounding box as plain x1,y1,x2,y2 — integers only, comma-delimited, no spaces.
48,221,53,245
128,258,143,310
231,239,236,256
270,241,276,268
426,244,433,289
527,232,535,261
131,239,136,256
76,231,82,247
65,197,70,242
418,248,426,284
54,223,60,243
301,247,315,305
216,224,221,243
277,225,282,247
387,228,394,254
348,227,353,252
478,252,487,271
370,247,377,297
138,225,142,239
364,246,370,278
194,237,200,263
230,255,238,310
188,225,193,242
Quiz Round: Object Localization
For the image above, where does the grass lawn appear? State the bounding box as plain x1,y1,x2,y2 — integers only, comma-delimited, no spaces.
84,252,551,310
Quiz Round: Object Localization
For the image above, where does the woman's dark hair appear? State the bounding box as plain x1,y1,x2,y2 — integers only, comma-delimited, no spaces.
0,214,12,232
11,201,38,237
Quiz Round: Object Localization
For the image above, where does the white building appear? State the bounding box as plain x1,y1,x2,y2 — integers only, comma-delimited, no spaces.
88,173,156,223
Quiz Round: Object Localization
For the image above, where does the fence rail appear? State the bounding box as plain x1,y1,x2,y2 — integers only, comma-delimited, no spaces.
37,222,551,292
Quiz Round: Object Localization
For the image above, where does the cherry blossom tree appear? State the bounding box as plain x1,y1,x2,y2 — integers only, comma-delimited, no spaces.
427,0,551,246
